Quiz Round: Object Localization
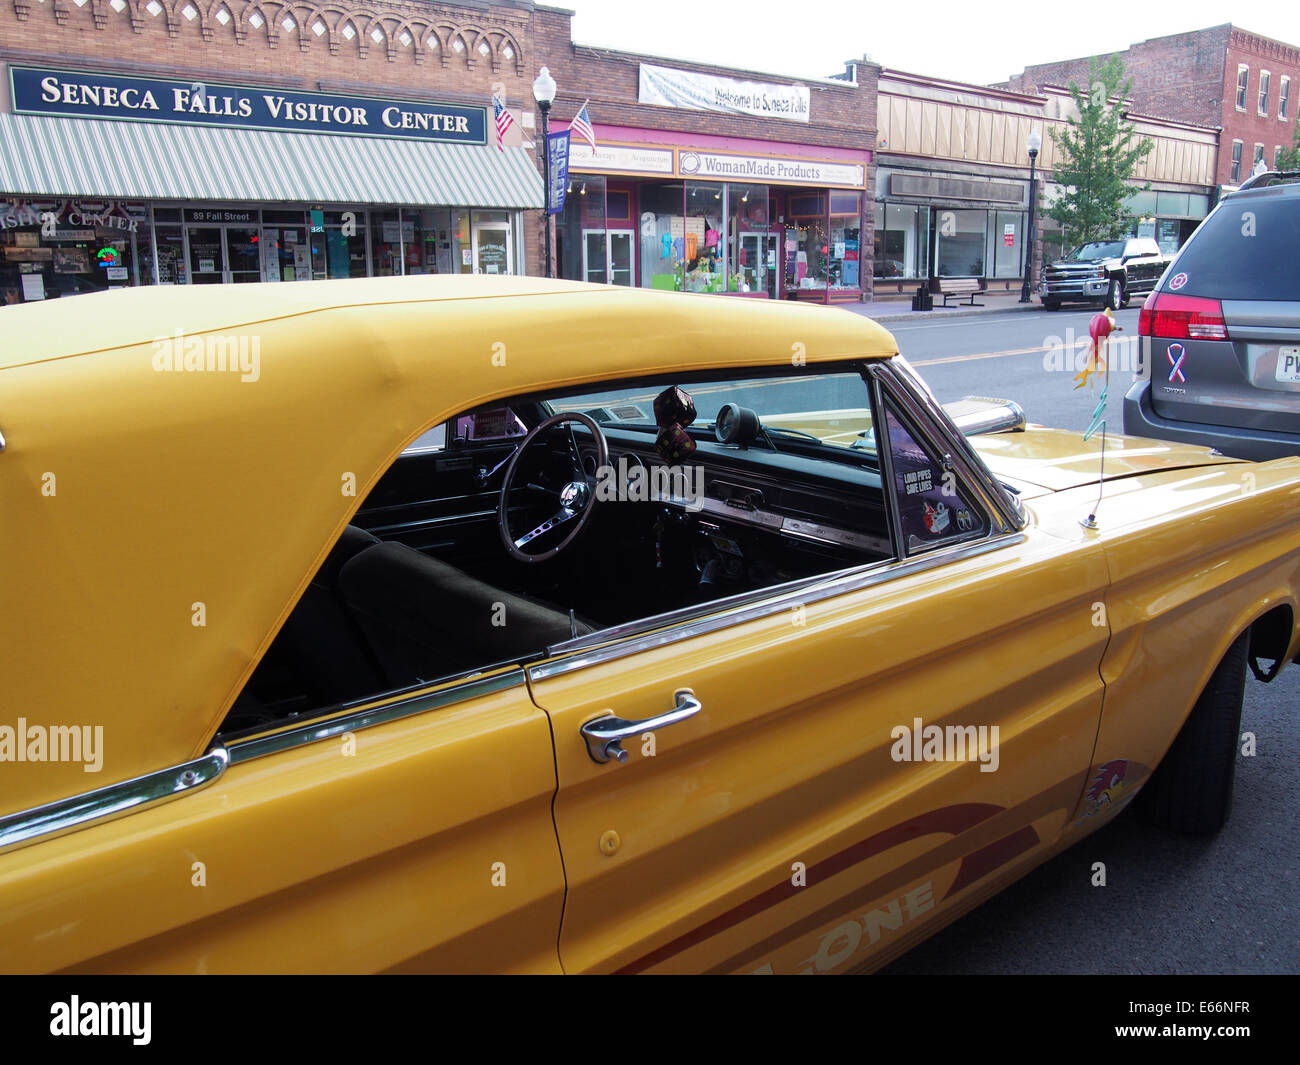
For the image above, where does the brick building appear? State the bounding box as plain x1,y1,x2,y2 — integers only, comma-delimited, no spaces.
1002,24,1300,189
0,0,878,304
0,0,554,302
534,36,878,303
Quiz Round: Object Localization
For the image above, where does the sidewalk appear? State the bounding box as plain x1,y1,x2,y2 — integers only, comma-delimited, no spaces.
840,290,1041,323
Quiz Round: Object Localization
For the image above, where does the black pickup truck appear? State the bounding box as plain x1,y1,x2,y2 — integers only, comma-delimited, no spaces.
1040,237,1171,311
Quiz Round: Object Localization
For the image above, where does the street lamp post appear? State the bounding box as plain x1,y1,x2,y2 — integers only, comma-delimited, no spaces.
1020,129,1042,304
532,66,557,279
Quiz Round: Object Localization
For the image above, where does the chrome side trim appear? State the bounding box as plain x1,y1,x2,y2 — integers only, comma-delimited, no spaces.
0,425,6,453
0,672,525,855
530,532,1026,681
225,669,525,765
0,747,229,856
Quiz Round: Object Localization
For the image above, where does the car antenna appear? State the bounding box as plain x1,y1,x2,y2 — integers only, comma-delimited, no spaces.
1074,308,1119,530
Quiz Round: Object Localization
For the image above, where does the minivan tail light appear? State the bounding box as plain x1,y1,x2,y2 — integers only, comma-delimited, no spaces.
1139,292,1230,340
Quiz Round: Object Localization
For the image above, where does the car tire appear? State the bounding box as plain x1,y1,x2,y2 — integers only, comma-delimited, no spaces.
1136,631,1248,836
1043,298,1060,311
1107,278,1127,310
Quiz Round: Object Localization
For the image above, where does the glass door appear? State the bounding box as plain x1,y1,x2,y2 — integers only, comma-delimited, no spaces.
472,226,511,276
582,230,608,284
226,227,263,283
187,227,224,285
608,231,633,286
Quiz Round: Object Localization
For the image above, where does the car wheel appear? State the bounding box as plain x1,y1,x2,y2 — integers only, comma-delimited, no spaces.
1107,278,1126,310
1043,298,1060,311
1136,631,1248,836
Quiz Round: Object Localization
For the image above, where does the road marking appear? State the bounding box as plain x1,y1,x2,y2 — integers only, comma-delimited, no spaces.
911,344,1059,367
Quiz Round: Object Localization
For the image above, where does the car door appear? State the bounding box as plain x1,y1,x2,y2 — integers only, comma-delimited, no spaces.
0,668,566,974
527,367,1109,974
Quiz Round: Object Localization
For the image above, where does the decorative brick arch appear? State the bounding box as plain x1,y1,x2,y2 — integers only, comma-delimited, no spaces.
202,2,239,41
235,2,272,46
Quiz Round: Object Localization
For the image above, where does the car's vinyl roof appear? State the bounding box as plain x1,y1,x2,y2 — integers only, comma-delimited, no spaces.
0,275,900,372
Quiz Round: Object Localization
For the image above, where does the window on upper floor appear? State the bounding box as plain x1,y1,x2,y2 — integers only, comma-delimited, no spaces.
1281,77,1291,120
1236,65,1249,111
1259,72,1271,115
1230,141,1243,183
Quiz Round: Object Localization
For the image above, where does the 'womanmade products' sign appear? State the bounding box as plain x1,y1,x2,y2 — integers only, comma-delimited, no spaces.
10,66,487,144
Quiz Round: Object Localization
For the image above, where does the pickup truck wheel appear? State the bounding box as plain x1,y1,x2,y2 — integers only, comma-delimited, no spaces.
1042,297,1060,311
1107,278,1127,310
1136,631,1248,836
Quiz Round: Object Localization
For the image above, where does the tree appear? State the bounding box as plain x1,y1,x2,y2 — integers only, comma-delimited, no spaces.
1276,123,1300,172
1046,55,1155,247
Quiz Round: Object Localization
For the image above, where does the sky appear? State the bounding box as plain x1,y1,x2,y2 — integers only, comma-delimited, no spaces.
559,0,1299,87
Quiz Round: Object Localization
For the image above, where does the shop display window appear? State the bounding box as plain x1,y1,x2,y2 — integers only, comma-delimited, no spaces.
1,200,147,303
684,182,724,293
986,210,1025,279
935,208,987,278
638,181,685,292
873,202,931,280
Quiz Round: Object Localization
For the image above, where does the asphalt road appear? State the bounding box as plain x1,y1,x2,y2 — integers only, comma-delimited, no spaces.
876,307,1300,975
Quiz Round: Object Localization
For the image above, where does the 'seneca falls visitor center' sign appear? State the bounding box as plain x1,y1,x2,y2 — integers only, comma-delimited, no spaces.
9,66,487,144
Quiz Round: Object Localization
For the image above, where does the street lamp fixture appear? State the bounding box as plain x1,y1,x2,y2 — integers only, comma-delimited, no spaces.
532,66,557,278
1020,129,1042,304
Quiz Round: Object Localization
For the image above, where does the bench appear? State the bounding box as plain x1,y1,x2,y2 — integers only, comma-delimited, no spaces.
932,278,985,307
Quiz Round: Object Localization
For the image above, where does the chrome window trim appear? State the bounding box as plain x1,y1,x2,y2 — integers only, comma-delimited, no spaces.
875,360,1025,534
530,531,1026,681
224,669,525,765
0,671,524,855
0,747,230,856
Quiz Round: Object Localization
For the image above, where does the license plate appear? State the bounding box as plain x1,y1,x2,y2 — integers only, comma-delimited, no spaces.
1277,347,1300,383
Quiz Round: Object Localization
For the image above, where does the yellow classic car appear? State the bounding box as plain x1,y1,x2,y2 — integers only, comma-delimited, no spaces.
1,276,1298,974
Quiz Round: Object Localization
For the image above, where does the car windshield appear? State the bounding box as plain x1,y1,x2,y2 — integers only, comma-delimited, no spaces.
1067,241,1126,261
550,372,877,455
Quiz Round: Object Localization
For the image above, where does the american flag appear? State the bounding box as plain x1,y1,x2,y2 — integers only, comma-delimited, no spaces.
492,93,514,152
569,100,597,152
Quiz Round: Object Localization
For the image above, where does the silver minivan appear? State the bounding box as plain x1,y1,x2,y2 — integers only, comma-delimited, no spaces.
1123,171,1300,460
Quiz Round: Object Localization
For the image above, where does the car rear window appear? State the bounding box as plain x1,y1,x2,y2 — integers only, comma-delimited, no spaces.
1168,195,1300,301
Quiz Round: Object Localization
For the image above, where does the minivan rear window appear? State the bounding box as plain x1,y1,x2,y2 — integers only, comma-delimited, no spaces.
1168,196,1300,301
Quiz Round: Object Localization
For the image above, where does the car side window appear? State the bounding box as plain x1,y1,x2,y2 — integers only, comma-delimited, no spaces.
881,400,988,554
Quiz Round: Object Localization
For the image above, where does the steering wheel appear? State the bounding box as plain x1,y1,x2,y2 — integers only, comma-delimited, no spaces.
498,411,608,564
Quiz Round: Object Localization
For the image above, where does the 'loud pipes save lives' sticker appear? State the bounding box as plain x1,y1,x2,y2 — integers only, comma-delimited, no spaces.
885,408,979,547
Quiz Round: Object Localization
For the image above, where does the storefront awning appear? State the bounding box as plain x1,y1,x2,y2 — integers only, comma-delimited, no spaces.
0,113,543,208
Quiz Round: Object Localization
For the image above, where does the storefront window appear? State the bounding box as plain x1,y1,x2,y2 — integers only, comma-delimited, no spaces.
729,183,767,294
873,203,931,280
935,208,987,278
1,200,155,302
786,192,825,292
828,192,860,291
372,209,408,277
260,209,305,282
639,182,685,292
988,210,1025,279
322,209,368,278
684,182,724,293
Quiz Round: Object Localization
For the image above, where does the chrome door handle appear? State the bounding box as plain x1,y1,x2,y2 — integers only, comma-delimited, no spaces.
580,689,701,764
